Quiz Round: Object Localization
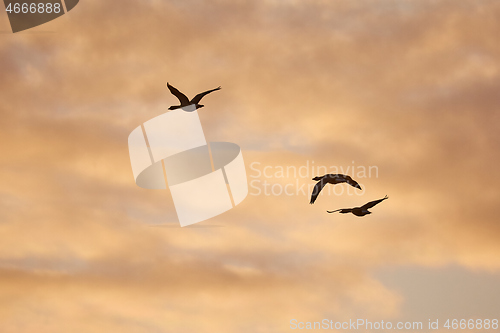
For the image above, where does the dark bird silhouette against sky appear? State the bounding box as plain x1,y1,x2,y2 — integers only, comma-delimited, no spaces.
327,195,389,216
167,82,221,111
310,174,362,204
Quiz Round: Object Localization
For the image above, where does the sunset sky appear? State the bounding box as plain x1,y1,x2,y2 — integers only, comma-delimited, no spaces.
1,0,499,332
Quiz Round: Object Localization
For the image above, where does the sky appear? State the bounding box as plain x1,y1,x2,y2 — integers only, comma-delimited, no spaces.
0,0,499,332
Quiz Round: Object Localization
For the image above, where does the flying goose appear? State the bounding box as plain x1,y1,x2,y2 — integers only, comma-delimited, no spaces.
310,174,362,204
327,195,388,216
167,82,221,111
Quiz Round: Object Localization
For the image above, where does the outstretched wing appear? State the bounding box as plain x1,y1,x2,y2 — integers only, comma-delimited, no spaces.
190,86,221,104
360,195,388,210
346,178,362,190
327,208,353,214
310,180,327,204
167,83,190,105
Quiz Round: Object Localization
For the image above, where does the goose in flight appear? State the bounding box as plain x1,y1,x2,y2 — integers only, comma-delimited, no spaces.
327,195,388,216
167,82,221,111
310,174,362,204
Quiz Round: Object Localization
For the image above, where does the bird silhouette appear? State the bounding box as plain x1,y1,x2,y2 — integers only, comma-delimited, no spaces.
310,174,362,204
327,195,388,216
167,82,221,111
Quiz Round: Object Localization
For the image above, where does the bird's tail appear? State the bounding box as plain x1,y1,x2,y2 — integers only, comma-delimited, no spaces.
327,209,342,214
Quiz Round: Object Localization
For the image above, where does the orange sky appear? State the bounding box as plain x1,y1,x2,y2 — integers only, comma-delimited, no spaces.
1,0,499,332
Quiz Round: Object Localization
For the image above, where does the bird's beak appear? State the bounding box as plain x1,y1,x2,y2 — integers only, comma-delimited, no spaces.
355,184,362,190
